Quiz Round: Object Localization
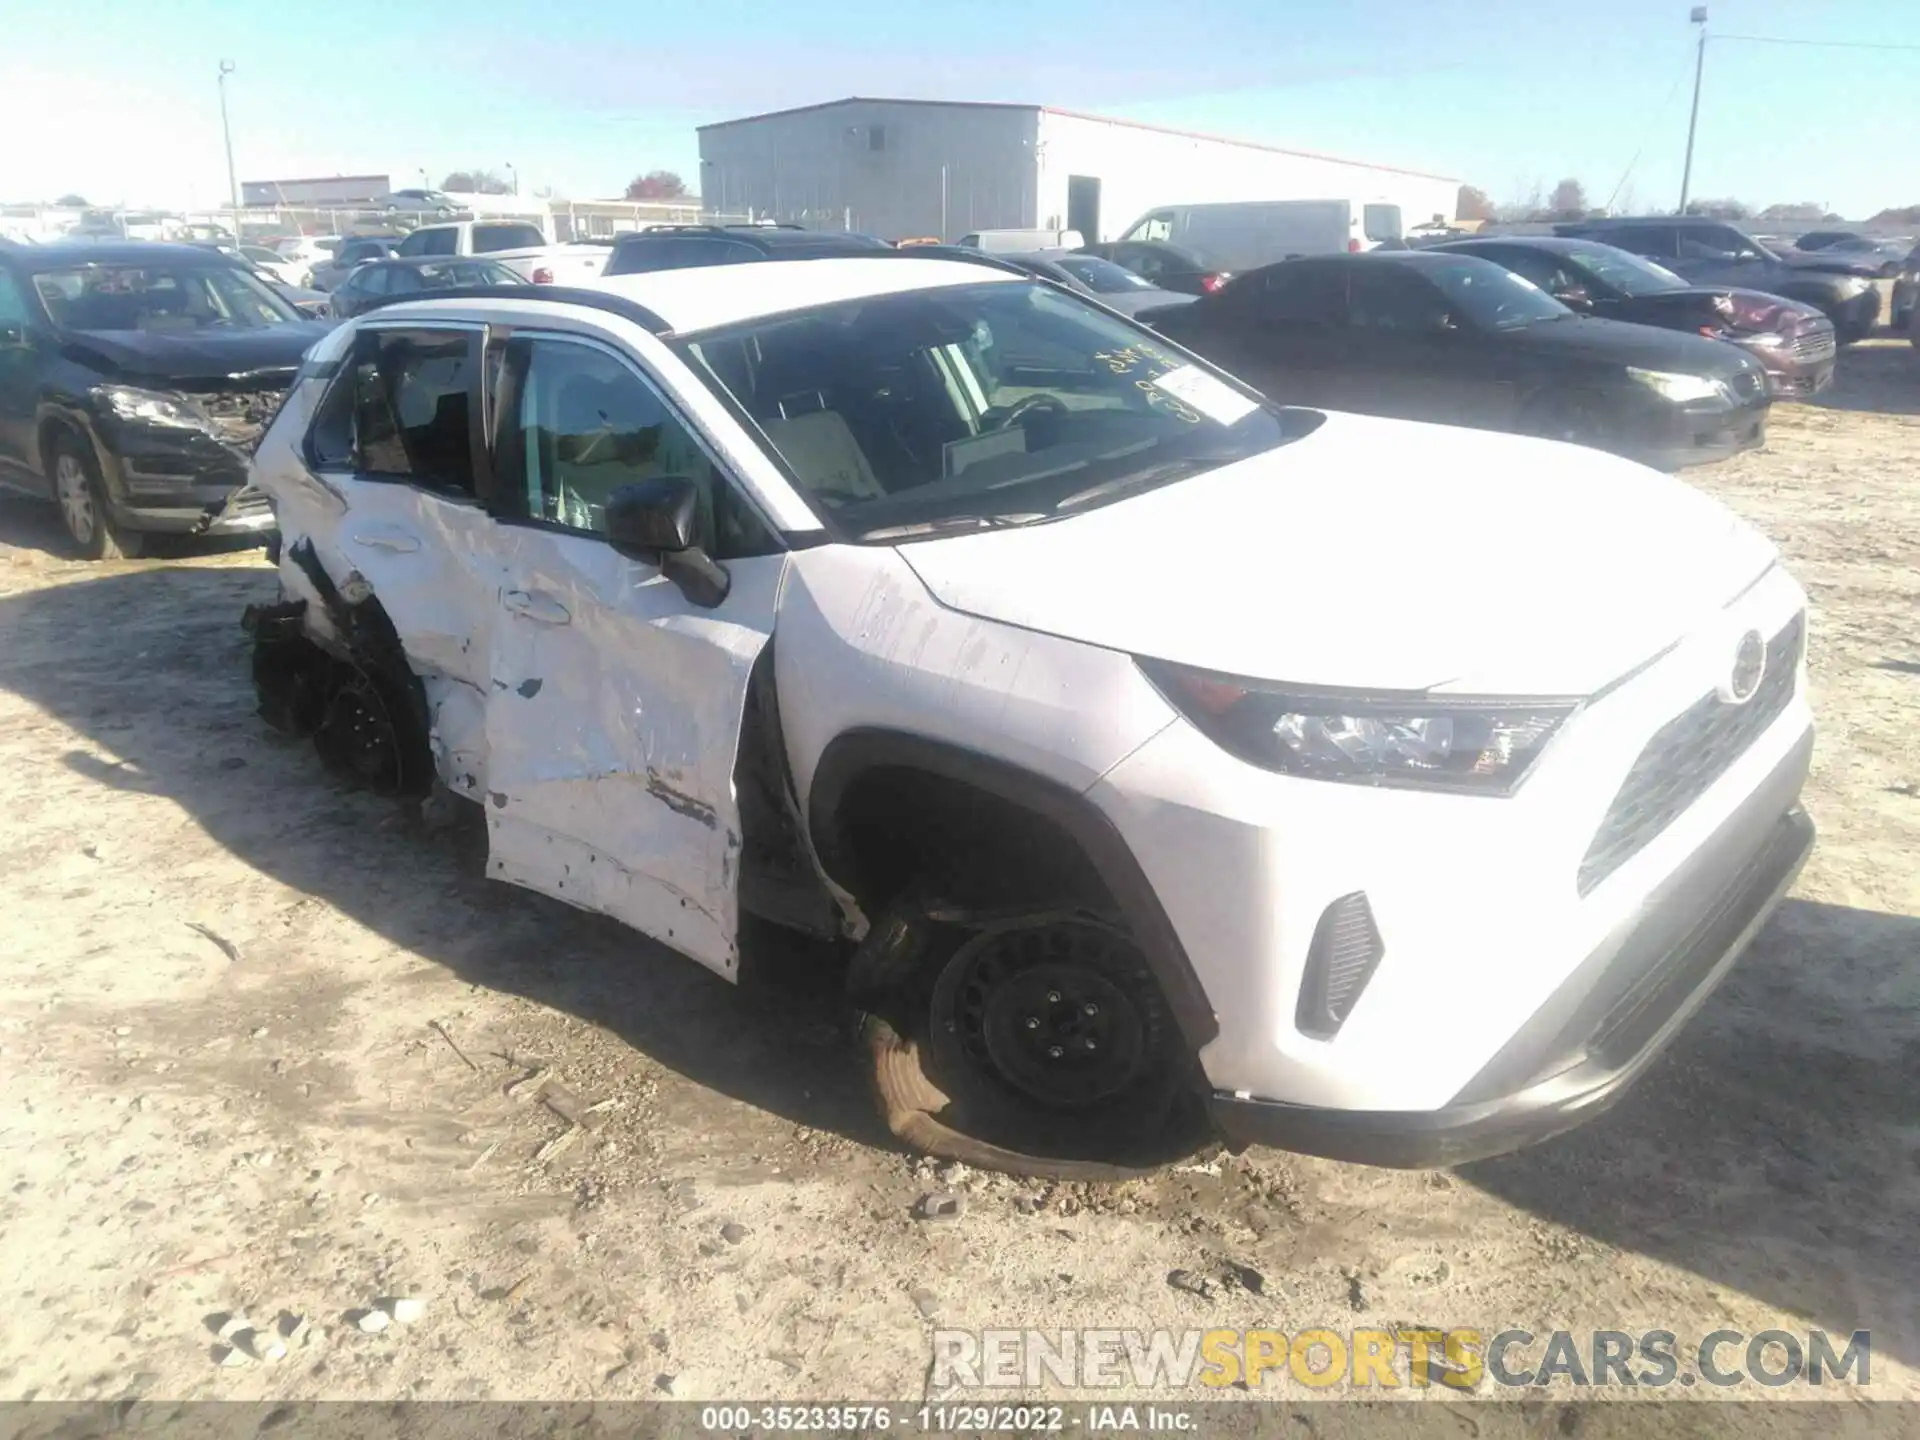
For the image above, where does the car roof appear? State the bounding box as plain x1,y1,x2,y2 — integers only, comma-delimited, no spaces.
1439,236,1611,255
590,257,1020,331
369,255,506,268
616,225,881,250
6,240,240,268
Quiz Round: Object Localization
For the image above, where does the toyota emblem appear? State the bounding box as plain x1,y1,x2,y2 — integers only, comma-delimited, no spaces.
1719,629,1767,705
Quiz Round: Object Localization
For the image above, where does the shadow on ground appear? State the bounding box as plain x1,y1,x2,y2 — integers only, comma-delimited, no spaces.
0,549,894,1163
3,551,1916,1364
1807,340,1920,417
1462,891,1920,1362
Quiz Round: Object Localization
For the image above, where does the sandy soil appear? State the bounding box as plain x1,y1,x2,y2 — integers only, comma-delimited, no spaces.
0,343,1914,1408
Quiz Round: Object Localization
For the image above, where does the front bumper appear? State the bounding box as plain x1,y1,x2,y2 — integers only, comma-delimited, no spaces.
1627,388,1769,470
97,413,278,536
1210,734,1813,1168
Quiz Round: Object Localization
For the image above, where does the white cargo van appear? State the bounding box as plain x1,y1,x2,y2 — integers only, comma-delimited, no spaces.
959,228,1086,254
1119,199,1405,272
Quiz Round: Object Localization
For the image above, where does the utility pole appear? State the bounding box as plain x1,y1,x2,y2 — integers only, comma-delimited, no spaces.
217,60,240,230
504,162,518,195
1678,7,1708,214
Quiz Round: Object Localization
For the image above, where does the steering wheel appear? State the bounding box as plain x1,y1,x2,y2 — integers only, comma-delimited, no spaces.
985,393,1069,432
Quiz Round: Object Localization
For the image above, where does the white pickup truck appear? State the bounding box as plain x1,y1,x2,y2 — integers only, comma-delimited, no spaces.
392,220,607,285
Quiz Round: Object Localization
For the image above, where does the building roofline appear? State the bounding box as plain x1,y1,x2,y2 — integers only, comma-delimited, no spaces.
697,96,1458,184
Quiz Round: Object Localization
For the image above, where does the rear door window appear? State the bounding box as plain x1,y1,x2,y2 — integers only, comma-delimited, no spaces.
471,223,547,253
1346,266,1450,332
1243,264,1347,326
1600,226,1678,260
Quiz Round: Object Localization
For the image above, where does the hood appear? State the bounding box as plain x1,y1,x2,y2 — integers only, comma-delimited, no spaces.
62,323,332,387
1777,250,1887,279
894,411,1778,696
1499,314,1756,376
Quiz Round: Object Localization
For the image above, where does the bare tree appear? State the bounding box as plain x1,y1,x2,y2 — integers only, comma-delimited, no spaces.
442,169,511,195
1548,178,1588,219
1456,185,1496,222
625,171,688,201
1683,197,1751,220
54,193,89,208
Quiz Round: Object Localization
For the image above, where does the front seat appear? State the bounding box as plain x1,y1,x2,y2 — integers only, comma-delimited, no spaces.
757,409,887,506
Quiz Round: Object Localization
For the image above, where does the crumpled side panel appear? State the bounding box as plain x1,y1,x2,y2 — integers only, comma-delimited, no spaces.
480,525,786,981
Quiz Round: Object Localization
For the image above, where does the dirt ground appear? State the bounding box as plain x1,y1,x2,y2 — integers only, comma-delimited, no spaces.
0,341,1915,1411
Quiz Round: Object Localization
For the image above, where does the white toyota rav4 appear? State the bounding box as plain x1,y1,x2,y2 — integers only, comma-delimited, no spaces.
246,254,1814,1175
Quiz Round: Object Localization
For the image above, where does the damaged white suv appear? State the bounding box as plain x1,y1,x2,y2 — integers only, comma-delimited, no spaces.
246,255,1814,1174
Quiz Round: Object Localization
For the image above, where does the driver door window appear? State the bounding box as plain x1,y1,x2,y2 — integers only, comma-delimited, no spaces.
1678,225,1754,261
493,335,774,557
1347,267,1453,333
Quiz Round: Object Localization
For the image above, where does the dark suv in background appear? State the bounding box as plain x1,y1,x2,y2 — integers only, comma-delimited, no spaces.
0,241,328,558
1554,217,1881,342
601,223,890,276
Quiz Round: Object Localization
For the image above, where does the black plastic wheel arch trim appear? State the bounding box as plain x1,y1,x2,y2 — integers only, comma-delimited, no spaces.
806,728,1220,1053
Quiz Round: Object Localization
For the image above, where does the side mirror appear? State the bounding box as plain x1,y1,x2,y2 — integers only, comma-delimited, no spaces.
604,476,731,608
1552,285,1593,310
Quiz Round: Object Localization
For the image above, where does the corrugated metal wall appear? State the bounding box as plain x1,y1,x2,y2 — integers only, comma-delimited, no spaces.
694,100,1460,244
696,102,1040,240
1035,112,1459,242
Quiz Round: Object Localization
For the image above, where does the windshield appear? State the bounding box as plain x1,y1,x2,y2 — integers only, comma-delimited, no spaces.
1421,259,1569,330
1562,243,1687,297
31,262,302,332
1053,255,1156,293
680,280,1292,539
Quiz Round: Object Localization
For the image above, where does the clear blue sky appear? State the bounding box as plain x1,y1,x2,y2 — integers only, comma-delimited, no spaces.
1,0,1912,215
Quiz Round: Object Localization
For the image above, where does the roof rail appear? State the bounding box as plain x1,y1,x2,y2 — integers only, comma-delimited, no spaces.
865,247,1034,278
616,223,811,238
356,284,672,334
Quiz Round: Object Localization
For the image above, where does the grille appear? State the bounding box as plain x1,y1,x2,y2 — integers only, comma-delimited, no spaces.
1788,327,1836,364
1578,612,1803,896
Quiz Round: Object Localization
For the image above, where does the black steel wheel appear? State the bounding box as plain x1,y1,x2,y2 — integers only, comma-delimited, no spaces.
862,909,1203,1177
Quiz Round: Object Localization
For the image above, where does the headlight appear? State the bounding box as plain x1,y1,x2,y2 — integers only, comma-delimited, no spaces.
1625,366,1726,404
1139,660,1577,795
1741,331,1787,348
94,384,211,430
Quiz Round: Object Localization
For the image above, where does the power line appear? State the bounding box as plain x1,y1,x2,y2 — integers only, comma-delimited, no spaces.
1713,32,1920,53
1606,42,1697,212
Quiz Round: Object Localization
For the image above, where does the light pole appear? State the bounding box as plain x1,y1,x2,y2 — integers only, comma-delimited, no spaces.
1678,6,1708,214
216,60,240,228
504,162,518,196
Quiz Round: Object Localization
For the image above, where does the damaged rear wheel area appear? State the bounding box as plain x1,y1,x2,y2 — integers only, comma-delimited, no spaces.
243,541,434,797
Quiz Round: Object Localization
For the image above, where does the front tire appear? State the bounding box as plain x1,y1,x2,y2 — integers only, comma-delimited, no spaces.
860,907,1203,1178
51,435,143,561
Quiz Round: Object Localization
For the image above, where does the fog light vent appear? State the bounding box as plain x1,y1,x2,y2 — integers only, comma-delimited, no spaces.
1296,892,1384,1040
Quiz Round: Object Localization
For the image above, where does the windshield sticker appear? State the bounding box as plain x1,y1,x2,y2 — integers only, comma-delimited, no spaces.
1148,366,1260,426
1092,341,1182,376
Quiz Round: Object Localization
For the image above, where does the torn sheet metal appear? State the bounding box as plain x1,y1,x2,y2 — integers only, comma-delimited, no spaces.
481,525,787,981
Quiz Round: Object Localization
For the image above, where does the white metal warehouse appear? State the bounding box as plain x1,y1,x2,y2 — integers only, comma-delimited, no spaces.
696,97,1459,244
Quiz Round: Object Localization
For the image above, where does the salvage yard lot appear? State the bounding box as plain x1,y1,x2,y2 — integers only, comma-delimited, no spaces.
0,343,1915,1407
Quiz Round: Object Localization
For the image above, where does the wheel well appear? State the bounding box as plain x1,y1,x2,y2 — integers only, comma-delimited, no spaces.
829,766,1116,916
809,731,1220,1050
38,416,86,473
